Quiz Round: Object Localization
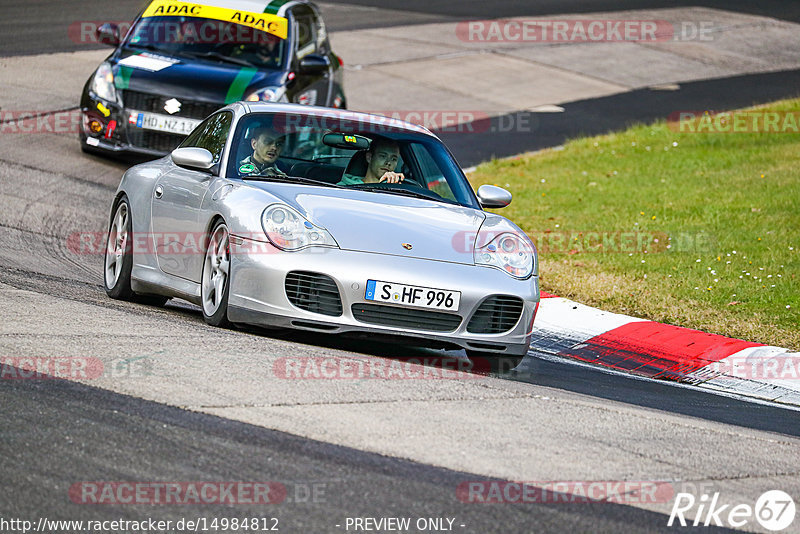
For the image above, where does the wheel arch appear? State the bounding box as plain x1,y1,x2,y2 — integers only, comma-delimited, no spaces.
204,213,227,239
109,191,129,222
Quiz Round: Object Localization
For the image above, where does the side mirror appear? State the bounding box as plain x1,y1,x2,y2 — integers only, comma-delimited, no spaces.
298,54,330,75
477,185,512,209
171,147,215,171
97,23,121,47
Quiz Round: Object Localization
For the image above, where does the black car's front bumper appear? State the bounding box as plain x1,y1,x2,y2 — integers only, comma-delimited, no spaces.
80,89,220,157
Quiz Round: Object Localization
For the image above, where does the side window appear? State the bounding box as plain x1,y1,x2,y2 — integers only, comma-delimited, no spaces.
180,112,232,164
292,6,317,59
409,143,456,200
312,8,329,53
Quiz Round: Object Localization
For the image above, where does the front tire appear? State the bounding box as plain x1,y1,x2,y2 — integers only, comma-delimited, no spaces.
104,196,135,300
201,220,231,327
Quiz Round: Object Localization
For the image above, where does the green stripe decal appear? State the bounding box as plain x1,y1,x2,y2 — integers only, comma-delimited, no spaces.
224,67,258,104
263,0,290,15
114,65,133,90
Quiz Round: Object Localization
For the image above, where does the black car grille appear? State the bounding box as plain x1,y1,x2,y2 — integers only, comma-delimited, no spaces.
285,272,343,317
351,303,462,332
122,90,220,120
126,129,186,153
466,296,524,334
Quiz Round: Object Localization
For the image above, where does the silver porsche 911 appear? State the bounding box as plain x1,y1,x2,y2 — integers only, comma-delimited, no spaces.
104,102,539,366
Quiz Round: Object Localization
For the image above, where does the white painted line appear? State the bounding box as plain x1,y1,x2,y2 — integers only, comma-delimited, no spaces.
529,105,565,112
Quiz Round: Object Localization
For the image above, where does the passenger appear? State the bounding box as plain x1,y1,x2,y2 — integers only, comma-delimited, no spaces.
338,138,405,185
238,127,288,176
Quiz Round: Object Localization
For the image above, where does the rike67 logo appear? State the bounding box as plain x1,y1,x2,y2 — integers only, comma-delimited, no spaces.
669,490,795,531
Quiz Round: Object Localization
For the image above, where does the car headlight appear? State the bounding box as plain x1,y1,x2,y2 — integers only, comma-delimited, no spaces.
475,232,536,279
261,204,338,251
91,62,117,103
245,87,288,102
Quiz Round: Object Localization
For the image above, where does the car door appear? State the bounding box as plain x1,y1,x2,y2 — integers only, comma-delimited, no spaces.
288,5,330,106
151,111,232,281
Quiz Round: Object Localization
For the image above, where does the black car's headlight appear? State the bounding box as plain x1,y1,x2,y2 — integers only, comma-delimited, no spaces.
261,204,337,251
91,62,117,103
474,232,536,279
245,87,288,102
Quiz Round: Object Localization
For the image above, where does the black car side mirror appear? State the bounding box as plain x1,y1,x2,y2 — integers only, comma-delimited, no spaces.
298,54,330,75
97,23,121,47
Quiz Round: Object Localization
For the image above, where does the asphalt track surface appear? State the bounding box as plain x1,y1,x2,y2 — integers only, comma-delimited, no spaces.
2,1,800,533
1,374,736,533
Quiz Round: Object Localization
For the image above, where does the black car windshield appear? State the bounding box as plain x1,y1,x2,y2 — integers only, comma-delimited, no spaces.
228,112,480,209
125,16,286,69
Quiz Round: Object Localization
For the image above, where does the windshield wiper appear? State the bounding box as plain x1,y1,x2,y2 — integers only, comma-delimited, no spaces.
182,50,255,67
349,185,444,202
126,43,167,54
242,174,344,188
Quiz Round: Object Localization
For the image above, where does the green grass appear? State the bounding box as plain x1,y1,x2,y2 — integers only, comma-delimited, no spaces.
469,98,800,349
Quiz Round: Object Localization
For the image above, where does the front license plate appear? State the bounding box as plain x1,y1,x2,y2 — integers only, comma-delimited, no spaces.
365,280,461,312
128,111,201,135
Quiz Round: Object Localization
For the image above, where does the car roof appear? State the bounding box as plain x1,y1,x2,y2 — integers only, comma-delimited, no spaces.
184,0,316,18
237,102,439,138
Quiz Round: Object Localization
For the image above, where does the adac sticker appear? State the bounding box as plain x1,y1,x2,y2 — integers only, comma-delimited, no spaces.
96,102,111,117
142,0,288,40
239,163,256,174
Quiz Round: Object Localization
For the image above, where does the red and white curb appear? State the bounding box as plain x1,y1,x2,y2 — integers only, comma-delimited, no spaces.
530,293,800,406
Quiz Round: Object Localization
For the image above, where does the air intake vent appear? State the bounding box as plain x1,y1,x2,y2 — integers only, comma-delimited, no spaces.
285,271,343,317
466,295,524,334
351,304,462,332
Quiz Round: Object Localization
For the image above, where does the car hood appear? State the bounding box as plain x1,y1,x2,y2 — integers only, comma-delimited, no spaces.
249,183,486,265
112,51,284,103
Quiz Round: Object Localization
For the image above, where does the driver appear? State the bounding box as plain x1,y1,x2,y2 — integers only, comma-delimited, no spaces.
238,127,288,177
337,138,405,185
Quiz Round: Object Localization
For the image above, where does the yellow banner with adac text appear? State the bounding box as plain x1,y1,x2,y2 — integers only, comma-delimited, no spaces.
142,0,288,39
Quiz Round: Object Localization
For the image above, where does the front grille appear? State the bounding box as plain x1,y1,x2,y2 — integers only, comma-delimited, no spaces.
285,271,343,317
351,303,462,332
126,129,186,153
122,90,220,120
466,295,524,334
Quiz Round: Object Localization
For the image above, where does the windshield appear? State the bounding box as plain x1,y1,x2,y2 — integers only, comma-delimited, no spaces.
125,15,286,69
227,113,480,209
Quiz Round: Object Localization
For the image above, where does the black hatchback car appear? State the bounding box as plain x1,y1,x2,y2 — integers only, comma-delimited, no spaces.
79,0,345,157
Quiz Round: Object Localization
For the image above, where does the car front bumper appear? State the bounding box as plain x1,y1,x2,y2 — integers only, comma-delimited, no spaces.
79,91,209,158
227,238,539,355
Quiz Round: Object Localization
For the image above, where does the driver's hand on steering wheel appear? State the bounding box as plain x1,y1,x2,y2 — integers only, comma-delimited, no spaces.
379,172,405,184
